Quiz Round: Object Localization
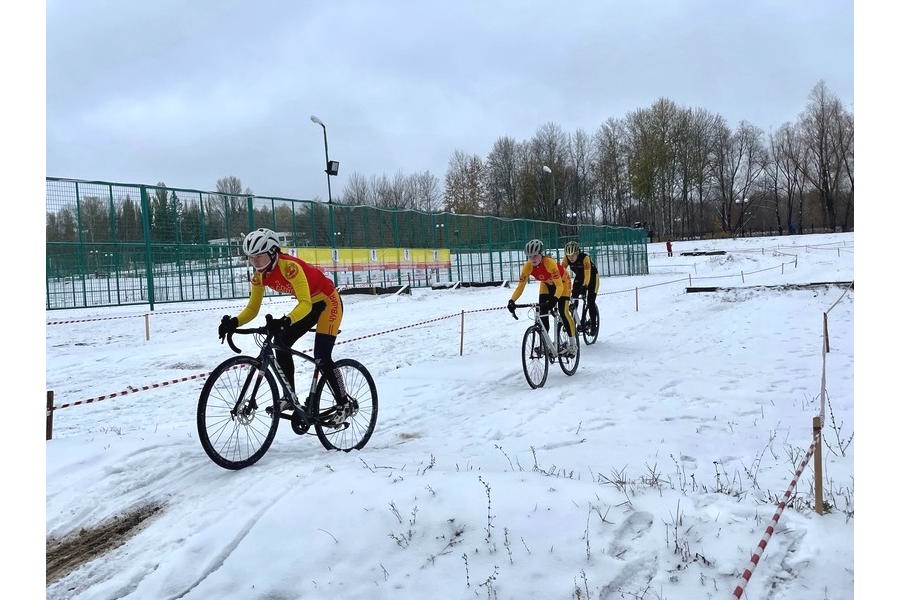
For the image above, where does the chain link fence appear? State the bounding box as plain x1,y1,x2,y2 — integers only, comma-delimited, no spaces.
46,178,648,310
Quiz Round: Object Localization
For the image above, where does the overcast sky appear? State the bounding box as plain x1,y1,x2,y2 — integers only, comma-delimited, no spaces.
45,0,853,202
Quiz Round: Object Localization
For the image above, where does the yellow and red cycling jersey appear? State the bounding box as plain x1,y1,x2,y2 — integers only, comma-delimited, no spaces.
509,255,570,302
236,253,342,336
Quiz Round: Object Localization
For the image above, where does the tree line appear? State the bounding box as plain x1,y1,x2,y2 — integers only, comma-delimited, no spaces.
340,80,852,238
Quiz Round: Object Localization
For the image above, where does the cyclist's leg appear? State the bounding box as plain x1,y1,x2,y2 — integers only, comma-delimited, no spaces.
313,333,342,398
587,282,600,329
538,284,554,332
276,301,325,394
560,296,576,338
314,290,346,402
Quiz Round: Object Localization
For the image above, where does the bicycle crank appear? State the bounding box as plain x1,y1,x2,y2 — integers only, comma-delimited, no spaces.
290,411,311,435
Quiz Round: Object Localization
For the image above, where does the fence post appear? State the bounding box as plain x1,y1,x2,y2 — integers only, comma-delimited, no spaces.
145,314,150,341
813,416,824,514
46,390,54,441
823,313,830,353
459,310,465,356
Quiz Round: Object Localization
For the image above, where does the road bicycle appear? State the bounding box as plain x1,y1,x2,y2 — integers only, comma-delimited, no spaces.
197,315,378,470
569,293,600,346
509,302,580,388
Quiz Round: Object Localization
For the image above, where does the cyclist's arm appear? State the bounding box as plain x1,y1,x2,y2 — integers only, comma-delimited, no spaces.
235,275,265,326
509,262,532,302
581,255,593,289
560,268,573,297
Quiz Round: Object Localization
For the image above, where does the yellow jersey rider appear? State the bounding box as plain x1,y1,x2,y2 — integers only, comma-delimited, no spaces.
507,239,578,356
561,240,600,331
217,227,351,424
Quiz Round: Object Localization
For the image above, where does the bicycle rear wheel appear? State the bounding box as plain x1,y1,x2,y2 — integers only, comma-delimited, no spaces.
521,324,549,389
314,358,378,451
197,355,279,470
556,319,580,375
585,304,600,344
581,303,599,346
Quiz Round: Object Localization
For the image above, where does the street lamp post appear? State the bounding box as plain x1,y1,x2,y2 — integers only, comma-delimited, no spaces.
309,115,338,204
310,115,341,254
542,164,559,219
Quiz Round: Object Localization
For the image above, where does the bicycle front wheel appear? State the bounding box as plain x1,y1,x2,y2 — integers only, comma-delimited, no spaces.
521,325,549,389
197,355,279,470
314,358,378,451
557,320,580,376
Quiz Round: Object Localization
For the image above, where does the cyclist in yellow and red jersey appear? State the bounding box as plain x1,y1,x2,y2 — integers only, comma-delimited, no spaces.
507,239,578,356
217,227,350,424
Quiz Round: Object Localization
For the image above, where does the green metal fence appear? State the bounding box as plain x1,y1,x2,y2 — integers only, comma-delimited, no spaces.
46,177,648,310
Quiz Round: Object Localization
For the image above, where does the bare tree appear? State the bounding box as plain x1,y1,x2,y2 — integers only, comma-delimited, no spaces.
212,176,252,240
710,120,767,235
591,117,630,225
566,129,591,228
835,111,854,230
342,172,371,206
673,108,723,238
485,136,521,217
796,80,850,231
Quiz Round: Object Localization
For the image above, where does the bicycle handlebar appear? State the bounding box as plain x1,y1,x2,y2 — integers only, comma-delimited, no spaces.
508,302,538,321
222,314,280,354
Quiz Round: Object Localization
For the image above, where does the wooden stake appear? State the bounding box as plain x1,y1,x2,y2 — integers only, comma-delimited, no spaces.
46,390,54,441
813,416,824,515
459,310,465,356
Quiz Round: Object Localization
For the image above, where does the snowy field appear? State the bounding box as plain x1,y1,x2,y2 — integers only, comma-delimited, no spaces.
41,232,859,599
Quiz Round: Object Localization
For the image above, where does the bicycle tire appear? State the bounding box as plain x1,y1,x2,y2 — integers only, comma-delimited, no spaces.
581,303,599,346
556,319,580,375
521,324,549,389
314,358,379,451
585,304,600,344
197,355,280,470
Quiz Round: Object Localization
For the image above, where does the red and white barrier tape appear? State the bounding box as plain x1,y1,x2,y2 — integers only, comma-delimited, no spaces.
48,314,145,325
731,432,819,599
50,307,507,410
52,373,212,410
47,298,294,326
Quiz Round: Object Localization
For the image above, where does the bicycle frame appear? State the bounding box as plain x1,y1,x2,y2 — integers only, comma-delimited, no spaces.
569,296,587,329
226,326,325,425
510,303,564,359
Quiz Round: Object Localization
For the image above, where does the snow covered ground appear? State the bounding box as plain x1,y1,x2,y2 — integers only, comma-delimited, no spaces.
42,232,857,599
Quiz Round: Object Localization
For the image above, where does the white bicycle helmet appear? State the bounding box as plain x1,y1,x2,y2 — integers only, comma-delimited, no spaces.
524,239,544,256
243,228,280,257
